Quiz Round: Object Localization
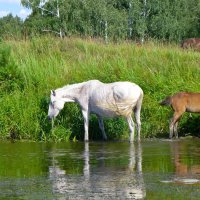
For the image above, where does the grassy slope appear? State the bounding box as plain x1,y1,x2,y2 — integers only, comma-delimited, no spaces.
1,37,200,141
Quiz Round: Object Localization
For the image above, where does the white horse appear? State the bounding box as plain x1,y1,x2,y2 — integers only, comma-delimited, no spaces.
48,80,143,142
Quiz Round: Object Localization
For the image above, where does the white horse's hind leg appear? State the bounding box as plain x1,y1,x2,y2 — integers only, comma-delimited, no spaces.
97,116,107,140
127,116,135,143
134,92,143,141
82,109,89,141
134,108,141,141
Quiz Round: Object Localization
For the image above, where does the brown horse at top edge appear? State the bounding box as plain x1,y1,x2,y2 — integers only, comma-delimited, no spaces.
160,92,200,139
181,38,200,51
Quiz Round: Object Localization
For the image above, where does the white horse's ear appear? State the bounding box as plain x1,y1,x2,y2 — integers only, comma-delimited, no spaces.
51,90,56,96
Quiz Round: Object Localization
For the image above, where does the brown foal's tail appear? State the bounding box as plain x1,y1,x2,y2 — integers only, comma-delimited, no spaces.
160,96,172,106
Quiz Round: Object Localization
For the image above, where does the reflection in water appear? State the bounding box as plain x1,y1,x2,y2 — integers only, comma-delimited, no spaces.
83,142,90,179
2,140,200,199
49,142,146,199
172,141,200,178
49,155,67,194
126,143,145,199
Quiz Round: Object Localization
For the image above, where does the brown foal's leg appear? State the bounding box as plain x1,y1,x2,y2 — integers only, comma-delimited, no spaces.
174,121,179,139
169,112,183,139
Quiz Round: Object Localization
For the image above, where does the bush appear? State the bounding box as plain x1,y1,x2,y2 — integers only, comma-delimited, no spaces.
0,41,23,93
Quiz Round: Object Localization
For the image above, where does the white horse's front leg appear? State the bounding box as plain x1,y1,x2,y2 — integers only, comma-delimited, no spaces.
97,116,107,140
82,109,89,141
127,116,135,143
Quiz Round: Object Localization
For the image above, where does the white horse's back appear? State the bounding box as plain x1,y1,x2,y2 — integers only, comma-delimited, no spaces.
88,80,143,118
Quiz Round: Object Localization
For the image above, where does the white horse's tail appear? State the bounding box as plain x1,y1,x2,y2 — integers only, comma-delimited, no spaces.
132,89,143,116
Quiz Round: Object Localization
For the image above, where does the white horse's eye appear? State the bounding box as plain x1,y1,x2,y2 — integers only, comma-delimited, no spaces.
51,101,55,108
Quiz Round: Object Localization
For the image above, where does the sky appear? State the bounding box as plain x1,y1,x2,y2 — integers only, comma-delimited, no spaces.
0,0,31,20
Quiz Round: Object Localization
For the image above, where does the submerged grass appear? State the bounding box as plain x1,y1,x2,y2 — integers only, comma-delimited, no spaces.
0,37,200,141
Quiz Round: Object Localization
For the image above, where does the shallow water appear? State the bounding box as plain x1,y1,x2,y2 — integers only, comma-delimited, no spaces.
0,139,200,199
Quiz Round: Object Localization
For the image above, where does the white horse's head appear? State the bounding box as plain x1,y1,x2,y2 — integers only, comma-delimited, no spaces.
48,90,65,120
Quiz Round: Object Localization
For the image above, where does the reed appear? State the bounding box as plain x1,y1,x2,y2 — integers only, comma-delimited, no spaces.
1,37,200,141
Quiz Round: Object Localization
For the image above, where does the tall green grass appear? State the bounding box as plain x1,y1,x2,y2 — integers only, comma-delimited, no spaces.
1,37,200,141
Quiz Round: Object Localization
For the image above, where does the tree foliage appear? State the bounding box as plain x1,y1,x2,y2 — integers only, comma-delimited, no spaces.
1,0,200,42
0,14,23,39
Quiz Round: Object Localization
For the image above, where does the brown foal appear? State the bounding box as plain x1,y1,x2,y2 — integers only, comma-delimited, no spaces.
181,38,200,51
160,92,200,139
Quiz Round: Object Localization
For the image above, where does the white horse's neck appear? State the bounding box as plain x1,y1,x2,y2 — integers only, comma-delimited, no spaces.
55,82,87,100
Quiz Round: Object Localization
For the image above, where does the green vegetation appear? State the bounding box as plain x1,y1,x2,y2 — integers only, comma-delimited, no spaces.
0,37,200,141
0,14,23,40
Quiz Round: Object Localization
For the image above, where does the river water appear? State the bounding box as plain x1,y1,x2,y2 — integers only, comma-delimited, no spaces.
0,139,200,199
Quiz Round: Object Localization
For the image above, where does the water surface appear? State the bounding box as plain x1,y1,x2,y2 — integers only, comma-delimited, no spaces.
0,139,200,199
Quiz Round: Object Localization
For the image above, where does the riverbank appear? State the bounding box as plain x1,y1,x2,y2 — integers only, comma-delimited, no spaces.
0,37,200,141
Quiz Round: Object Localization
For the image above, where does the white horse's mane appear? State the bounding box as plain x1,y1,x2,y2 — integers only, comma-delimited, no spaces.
55,81,88,95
